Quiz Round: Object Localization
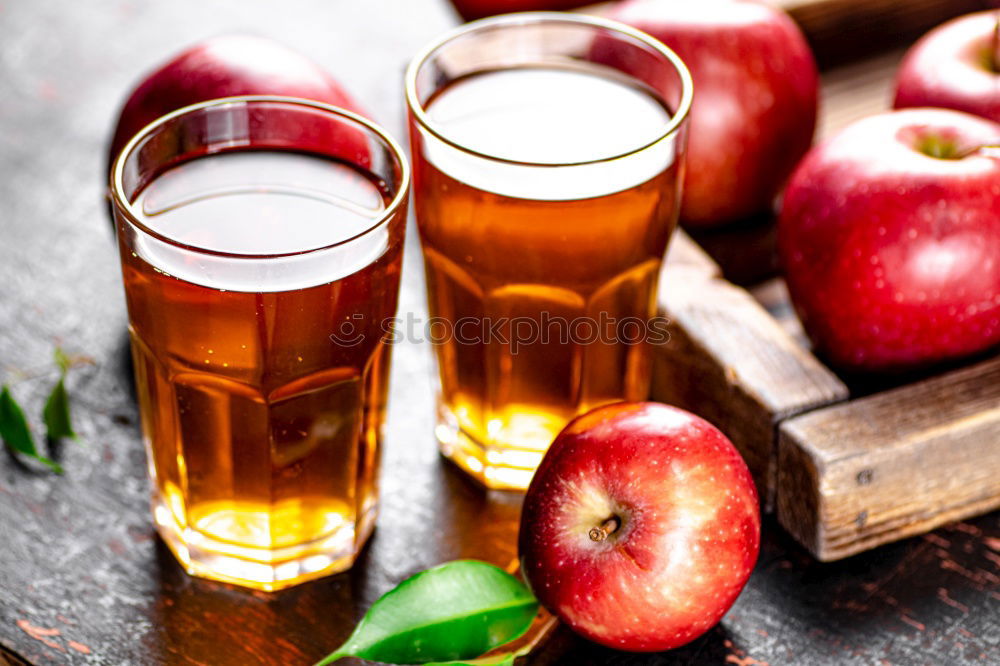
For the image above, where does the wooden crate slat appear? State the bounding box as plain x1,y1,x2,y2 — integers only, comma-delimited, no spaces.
655,236,849,507
777,356,1000,561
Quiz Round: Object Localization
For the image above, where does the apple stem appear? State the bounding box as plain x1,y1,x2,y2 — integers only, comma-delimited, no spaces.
588,516,621,542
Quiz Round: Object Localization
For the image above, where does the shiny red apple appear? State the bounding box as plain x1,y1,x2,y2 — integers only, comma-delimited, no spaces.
894,11,1000,123
778,108,1000,373
107,35,364,173
447,0,592,22
519,402,760,651
608,0,818,228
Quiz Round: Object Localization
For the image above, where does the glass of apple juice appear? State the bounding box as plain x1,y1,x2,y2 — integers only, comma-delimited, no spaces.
405,13,693,490
109,96,409,590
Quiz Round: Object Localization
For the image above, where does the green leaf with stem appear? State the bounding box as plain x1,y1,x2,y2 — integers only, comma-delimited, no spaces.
315,560,539,666
0,386,62,473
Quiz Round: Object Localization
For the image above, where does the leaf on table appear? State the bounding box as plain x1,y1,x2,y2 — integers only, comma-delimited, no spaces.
0,386,63,473
43,375,77,441
316,560,539,666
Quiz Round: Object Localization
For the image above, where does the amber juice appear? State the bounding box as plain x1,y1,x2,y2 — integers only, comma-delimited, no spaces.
118,148,404,590
411,66,682,489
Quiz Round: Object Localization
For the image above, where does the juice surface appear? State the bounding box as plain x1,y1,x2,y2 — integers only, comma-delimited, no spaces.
426,66,671,166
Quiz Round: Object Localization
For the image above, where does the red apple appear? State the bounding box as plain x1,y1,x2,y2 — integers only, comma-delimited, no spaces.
608,0,819,228
447,0,592,22
519,402,760,652
894,11,1000,124
107,35,364,173
778,108,1000,373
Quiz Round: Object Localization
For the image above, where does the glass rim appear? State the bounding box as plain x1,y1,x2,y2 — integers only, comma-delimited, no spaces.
403,11,694,169
109,95,411,260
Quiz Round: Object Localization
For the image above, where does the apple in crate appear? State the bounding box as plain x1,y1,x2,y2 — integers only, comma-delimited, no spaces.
894,11,1000,123
519,402,760,651
778,109,1000,373
608,0,819,227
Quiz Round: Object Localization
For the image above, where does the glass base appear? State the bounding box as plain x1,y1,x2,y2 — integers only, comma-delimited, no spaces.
151,488,375,591
434,402,552,491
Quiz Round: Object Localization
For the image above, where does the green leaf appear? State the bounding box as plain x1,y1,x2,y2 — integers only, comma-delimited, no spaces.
43,376,77,441
316,560,538,666
0,386,62,474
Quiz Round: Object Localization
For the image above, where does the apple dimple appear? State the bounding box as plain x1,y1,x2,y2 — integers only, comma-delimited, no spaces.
551,475,637,554
898,124,991,160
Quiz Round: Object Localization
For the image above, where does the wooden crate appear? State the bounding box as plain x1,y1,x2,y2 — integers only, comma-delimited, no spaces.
657,234,1000,561
653,32,1000,561
655,234,848,510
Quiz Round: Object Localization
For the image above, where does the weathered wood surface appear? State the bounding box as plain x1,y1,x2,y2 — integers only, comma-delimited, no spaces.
0,0,998,665
778,357,1000,561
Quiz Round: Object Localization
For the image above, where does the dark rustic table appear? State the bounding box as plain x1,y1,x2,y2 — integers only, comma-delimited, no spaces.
0,1,997,664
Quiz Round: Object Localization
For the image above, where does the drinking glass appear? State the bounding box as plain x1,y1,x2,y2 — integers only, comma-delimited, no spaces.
405,13,692,490
110,96,409,590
